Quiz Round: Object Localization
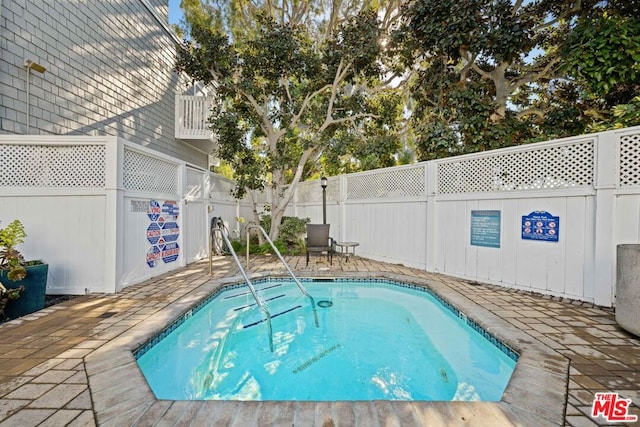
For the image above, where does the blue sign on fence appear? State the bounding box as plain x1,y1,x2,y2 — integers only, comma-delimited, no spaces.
162,200,180,221
522,211,559,242
470,210,501,248
147,200,161,221
146,245,161,268
146,222,161,245
162,222,180,242
162,242,180,263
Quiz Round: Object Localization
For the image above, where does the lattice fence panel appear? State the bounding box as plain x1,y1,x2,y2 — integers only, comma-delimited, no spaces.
296,178,340,203
123,148,178,194
209,175,237,202
0,144,105,187
619,133,640,186
437,140,594,194
186,168,204,199
347,166,425,200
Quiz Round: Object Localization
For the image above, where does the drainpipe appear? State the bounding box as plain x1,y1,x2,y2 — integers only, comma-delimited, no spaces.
24,59,46,134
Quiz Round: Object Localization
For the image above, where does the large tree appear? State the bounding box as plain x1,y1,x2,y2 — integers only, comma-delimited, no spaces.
176,1,402,239
396,0,584,159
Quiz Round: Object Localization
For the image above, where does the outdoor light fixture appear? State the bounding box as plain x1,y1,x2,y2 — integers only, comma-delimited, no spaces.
24,59,46,74
24,59,46,134
321,174,328,224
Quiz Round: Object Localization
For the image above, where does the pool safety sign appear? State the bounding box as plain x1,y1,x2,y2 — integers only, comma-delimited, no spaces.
146,199,180,267
522,211,559,242
470,210,501,248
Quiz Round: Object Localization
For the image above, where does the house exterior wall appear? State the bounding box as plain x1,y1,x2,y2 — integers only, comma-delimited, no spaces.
0,0,206,168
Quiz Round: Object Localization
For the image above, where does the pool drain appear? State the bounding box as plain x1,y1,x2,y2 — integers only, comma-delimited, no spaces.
317,300,333,308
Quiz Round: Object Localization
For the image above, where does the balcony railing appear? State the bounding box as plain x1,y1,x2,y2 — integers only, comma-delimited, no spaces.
175,95,214,139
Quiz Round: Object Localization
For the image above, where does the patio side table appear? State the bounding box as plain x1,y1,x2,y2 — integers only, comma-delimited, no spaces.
335,241,359,262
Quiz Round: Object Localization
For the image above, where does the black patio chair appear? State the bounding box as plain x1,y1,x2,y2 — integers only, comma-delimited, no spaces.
305,224,334,266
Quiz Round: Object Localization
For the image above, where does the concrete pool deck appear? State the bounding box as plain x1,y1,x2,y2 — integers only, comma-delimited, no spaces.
0,256,638,426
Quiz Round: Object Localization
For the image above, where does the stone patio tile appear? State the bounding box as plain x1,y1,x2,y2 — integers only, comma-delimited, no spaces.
374,400,402,427
564,414,600,426
265,400,294,426
54,359,83,371
173,402,204,426
64,370,88,384
0,408,54,426
152,401,192,426
204,401,240,426
4,383,55,400
28,384,86,408
136,400,173,425
294,401,316,426
314,401,333,426
0,398,30,421
30,369,76,384
38,409,82,426
333,401,355,426
66,410,96,426
0,376,32,398
353,402,378,425
65,389,92,410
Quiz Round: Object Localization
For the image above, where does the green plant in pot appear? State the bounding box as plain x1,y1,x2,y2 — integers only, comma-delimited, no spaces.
0,219,48,320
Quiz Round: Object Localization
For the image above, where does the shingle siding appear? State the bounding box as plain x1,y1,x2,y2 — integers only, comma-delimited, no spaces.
0,0,205,167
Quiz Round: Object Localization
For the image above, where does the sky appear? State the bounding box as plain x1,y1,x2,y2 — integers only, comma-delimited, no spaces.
168,0,183,26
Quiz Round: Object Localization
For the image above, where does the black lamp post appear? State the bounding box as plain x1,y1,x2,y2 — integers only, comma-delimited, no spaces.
320,174,328,224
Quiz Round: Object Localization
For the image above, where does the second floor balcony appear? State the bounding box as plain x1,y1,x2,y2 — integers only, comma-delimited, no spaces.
175,95,217,153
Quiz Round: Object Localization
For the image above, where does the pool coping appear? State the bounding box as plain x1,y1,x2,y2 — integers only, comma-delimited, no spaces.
85,271,569,426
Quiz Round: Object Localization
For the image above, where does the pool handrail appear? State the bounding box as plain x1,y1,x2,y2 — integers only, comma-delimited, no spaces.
246,224,319,328
210,221,274,352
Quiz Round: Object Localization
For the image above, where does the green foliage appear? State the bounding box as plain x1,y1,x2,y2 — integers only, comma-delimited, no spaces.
260,215,309,245
562,12,640,104
175,2,397,239
0,220,27,282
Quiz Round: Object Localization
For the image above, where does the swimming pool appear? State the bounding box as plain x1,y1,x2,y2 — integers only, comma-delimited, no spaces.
136,278,518,401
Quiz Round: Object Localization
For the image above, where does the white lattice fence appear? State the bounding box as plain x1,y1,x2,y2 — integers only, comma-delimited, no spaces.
209,175,237,202
347,166,425,200
437,139,595,194
186,167,205,199
0,143,106,187
619,132,640,187
123,148,179,194
296,178,340,203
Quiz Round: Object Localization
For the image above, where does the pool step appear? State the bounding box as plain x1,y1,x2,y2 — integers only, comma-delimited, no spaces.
243,305,302,329
223,283,283,299
233,294,286,311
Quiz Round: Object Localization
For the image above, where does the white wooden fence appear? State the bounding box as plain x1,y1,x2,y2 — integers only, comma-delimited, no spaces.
288,126,640,307
0,136,235,294
3,126,639,307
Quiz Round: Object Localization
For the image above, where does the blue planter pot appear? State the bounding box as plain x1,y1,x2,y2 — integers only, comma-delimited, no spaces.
1,263,48,320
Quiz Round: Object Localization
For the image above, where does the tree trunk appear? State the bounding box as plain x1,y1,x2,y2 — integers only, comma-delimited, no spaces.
247,189,264,245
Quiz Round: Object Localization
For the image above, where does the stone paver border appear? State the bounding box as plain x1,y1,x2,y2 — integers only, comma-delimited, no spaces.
86,271,569,426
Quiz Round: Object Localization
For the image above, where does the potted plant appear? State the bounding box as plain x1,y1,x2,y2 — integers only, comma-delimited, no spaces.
0,219,48,320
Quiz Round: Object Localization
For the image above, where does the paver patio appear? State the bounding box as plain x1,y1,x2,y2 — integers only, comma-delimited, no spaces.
0,255,638,426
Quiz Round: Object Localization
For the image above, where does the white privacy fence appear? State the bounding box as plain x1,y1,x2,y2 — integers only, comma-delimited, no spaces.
0,136,236,295
3,126,640,306
289,126,640,307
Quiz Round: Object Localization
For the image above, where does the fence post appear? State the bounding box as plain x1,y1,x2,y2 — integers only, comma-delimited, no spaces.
425,161,437,272
104,137,124,293
593,130,617,306
340,174,348,242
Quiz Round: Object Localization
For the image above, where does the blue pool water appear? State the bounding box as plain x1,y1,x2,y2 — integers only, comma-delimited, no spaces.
136,279,517,401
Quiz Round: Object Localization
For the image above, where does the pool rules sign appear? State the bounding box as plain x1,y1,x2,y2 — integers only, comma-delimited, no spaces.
522,211,559,242
146,200,180,267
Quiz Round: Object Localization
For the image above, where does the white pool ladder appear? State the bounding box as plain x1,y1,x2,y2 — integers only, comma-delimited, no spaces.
209,220,274,352
246,224,319,328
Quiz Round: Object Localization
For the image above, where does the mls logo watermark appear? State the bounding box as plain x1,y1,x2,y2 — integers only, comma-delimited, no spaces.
591,392,638,422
